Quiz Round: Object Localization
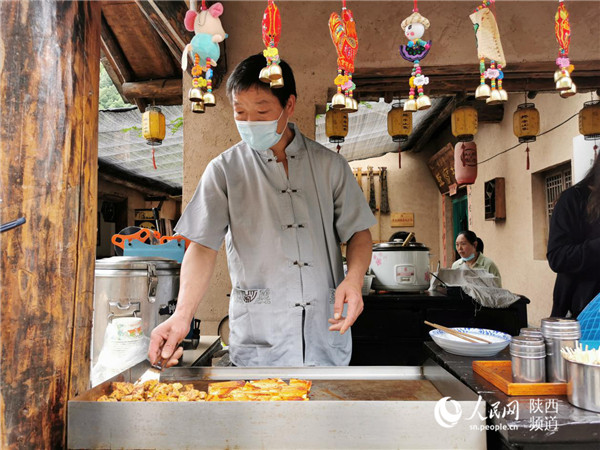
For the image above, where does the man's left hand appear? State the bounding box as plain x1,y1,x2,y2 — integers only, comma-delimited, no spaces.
328,278,364,335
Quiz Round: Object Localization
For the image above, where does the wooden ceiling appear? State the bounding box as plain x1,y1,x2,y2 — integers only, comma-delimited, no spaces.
100,0,226,112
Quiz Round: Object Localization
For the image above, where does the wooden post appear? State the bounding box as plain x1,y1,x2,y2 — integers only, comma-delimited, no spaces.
0,1,101,447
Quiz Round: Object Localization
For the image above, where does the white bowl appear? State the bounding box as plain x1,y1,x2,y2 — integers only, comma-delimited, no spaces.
430,327,512,357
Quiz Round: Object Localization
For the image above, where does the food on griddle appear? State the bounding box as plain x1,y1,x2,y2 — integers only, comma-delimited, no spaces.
97,378,311,402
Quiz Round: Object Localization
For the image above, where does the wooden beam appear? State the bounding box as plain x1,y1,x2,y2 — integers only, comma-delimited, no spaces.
100,13,145,111
134,0,190,64
121,78,182,99
98,160,182,197
409,97,457,154
100,53,130,104
0,1,101,447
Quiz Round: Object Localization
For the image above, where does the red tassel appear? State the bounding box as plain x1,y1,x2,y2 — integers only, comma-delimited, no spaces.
525,145,530,171
152,147,157,170
594,144,598,159
336,144,341,153
399,144,402,168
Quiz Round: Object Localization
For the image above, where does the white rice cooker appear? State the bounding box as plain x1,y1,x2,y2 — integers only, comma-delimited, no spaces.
370,238,431,292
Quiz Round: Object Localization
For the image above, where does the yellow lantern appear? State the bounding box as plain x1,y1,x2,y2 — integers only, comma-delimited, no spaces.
325,108,348,143
451,106,478,142
387,103,412,143
142,106,166,145
513,103,540,143
579,100,600,141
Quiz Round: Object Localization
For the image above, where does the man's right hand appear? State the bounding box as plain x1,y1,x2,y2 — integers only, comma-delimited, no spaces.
148,314,190,368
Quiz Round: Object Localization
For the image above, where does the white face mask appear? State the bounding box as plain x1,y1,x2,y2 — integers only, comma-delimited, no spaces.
235,109,287,151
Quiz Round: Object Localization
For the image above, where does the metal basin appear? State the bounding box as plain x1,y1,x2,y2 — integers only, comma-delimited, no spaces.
566,358,600,413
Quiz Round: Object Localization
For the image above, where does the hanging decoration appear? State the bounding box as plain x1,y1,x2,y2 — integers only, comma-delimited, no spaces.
579,100,600,141
182,1,228,113
380,167,390,214
513,99,540,170
142,106,166,170
325,107,349,152
329,0,359,113
469,1,508,105
259,0,283,88
400,0,432,112
451,106,478,142
454,141,478,185
387,102,413,142
554,1,577,98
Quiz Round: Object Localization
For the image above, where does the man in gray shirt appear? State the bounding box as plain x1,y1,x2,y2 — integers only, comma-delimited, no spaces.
149,54,375,367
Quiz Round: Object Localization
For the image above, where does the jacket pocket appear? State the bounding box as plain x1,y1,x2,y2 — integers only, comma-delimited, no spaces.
230,288,273,347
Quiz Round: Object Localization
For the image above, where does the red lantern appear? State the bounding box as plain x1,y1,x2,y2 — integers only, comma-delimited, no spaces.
454,141,478,185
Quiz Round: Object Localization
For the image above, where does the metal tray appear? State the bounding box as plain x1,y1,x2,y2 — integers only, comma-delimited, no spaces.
68,360,486,449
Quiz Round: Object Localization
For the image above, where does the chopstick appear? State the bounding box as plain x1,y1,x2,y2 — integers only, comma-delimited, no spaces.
424,321,492,344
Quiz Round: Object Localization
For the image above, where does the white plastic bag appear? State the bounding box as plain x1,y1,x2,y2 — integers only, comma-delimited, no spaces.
91,317,150,387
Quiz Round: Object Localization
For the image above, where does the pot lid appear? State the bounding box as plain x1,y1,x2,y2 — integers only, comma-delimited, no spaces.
95,256,181,270
373,240,429,251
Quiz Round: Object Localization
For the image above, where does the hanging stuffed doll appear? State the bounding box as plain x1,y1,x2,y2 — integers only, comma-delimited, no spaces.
182,1,228,112
259,0,283,88
399,3,432,112
469,0,507,105
329,0,359,113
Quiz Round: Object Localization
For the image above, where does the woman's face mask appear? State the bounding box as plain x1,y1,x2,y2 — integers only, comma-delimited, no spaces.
235,108,287,151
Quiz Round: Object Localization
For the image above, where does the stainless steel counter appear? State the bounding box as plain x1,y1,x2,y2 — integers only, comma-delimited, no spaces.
68,361,487,449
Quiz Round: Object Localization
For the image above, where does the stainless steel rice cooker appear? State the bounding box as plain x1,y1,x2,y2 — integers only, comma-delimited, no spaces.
370,240,431,291
92,256,180,366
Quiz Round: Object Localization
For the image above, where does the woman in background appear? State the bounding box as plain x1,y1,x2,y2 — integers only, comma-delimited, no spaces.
452,230,502,287
547,155,600,318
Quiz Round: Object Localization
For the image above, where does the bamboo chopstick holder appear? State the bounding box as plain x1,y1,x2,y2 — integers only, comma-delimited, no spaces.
424,321,492,344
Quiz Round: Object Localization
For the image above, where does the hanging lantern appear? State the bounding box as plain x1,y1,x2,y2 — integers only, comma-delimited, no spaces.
399,1,432,112
554,1,576,96
454,141,478,185
579,100,600,141
513,103,540,143
326,108,349,143
182,1,227,110
387,103,412,142
470,1,508,104
328,1,359,113
451,106,478,142
260,0,284,89
142,106,166,145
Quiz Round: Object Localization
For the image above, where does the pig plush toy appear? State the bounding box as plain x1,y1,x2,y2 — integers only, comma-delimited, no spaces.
182,2,227,71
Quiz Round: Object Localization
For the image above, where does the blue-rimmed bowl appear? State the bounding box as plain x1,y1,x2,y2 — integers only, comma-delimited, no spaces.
430,327,512,357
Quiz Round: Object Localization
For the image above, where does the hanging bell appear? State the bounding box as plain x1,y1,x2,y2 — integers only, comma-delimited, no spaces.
554,69,565,83
475,83,491,100
416,95,432,111
556,75,573,91
191,101,205,114
331,92,347,109
403,99,417,112
560,82,577,98
270,77,284,89
499,89,508,102
259,66,271,83
203,92,216,106
268,64,283,81
486,89,503,105
350,98,359,112
341,96,354,113
188,87,204,102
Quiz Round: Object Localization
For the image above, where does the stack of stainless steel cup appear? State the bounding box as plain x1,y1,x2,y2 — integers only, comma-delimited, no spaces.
541,318,581,383
510,336,546,383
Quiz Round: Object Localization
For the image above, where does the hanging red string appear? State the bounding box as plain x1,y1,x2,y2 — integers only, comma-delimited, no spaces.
594,143,598,159
413,0,419,12
342,0,347,9
201,0,207,11
525,144,530,170
152,147,157,170
398,145,402,169
336,144,341,153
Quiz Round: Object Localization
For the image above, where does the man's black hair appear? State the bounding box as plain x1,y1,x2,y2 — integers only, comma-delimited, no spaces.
226,53,297,108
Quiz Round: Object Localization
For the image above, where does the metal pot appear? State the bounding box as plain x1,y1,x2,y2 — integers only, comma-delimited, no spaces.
92,256,180,366
370,240,431,291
